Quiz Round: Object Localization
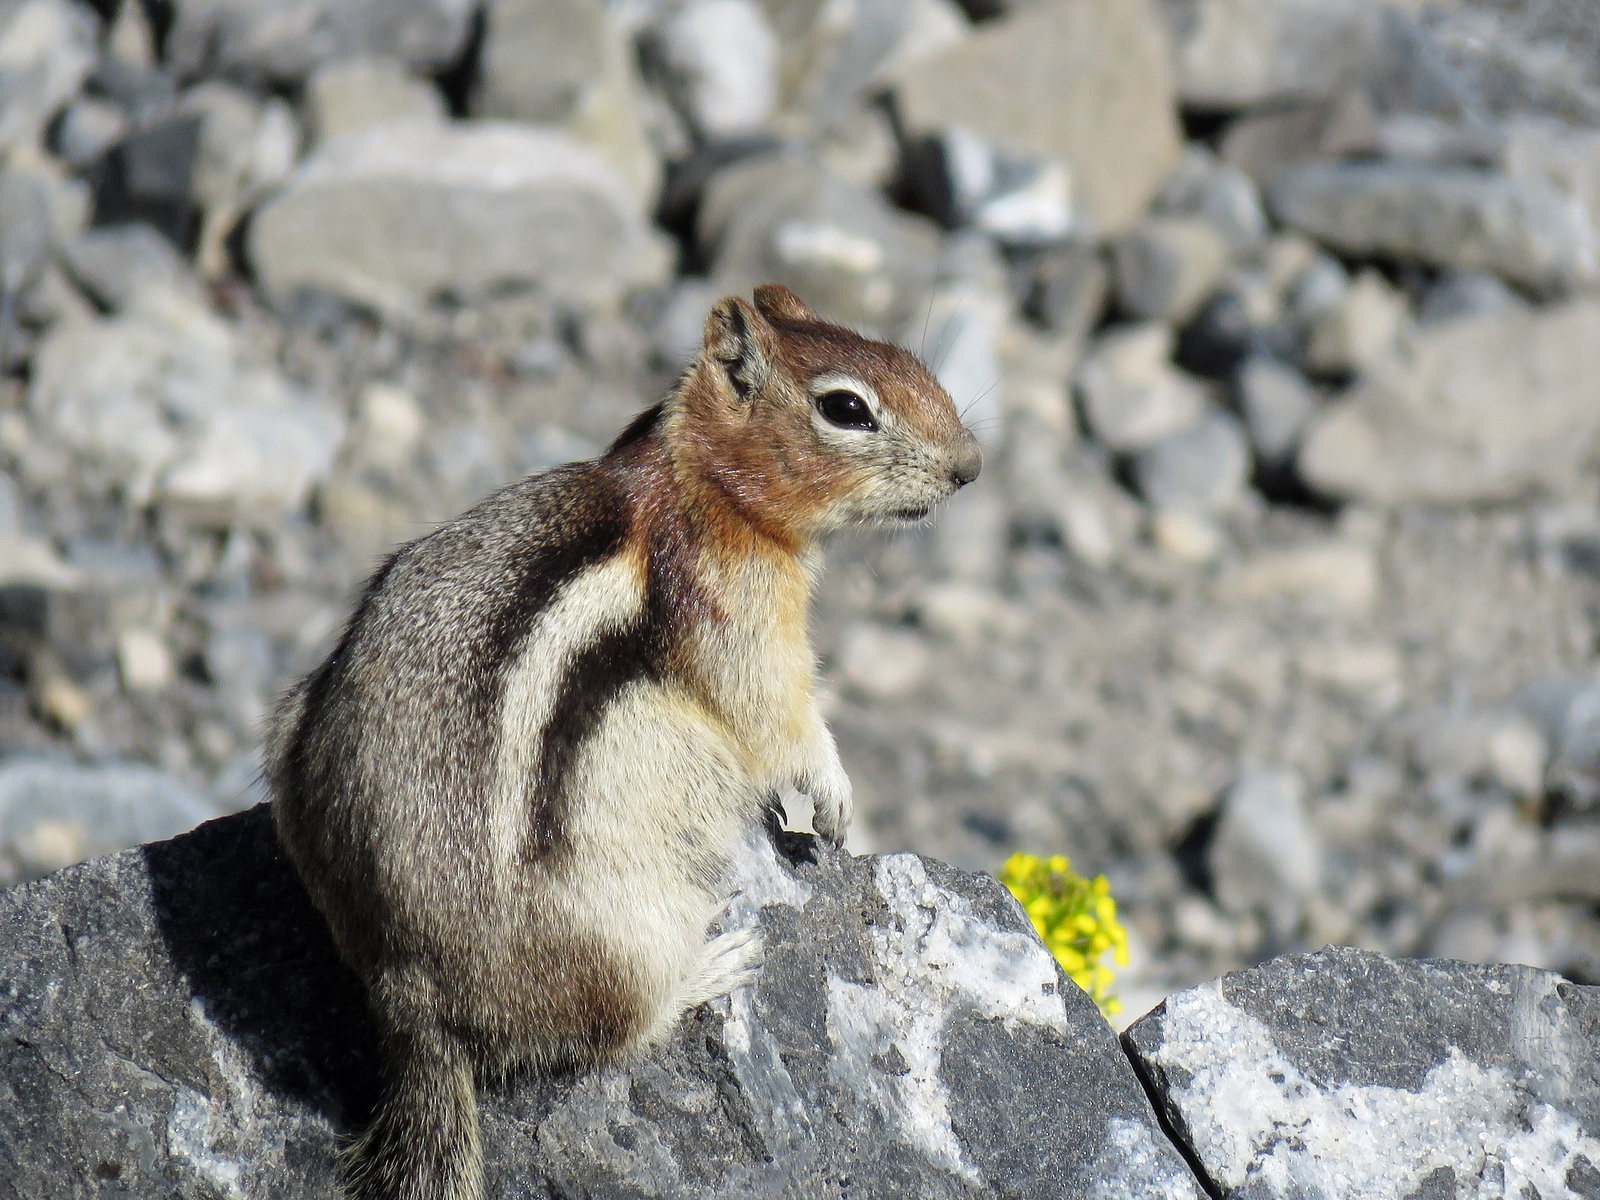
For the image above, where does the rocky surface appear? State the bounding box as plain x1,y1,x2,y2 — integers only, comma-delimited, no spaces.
7,810,1597,1197
700,151,942,336
477,0,659,202
0,0,96,156
26,286,345,512
0,0,1598,1056
0,755,224,886
0,807,1205,1198
1125,946,1600,1199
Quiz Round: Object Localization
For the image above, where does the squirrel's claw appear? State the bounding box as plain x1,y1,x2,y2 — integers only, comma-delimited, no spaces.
801,756,853,848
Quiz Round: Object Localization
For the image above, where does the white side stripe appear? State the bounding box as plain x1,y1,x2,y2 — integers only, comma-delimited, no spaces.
490,552,644,870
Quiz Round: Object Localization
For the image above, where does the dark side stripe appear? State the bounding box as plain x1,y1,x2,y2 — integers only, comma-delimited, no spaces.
525,614,664,860
524,484,713,860
608,402,665,453
466,507,634,852
282,479,631,821
480,509,630,675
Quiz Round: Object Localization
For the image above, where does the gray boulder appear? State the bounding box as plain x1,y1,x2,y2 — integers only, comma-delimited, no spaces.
1160,0,1428,110
901,123,1077,245
1418,0,1600,126
1219,90,1380,187
0,168,53,362
1302,267,1408,377
0,756,222,887
1151,148,1268,254
763,0,966,133
1125,946,1600,1200
645,0,778,142
248,119,672,318
1131,411,1251,514
1268,161,1598,295
1297,300,1600,507
1417,269,1525,327
1024,240,1108,340
916,276,1009,443
0,0,96,154
0,805,1206,1198
59,223,191,311
164,0,476,88
1112,216,1229,323
174,82,300,276
302,57,444,149
91,112,204,249
701,153,941,335
1234,356,1316,466
891,0,1181,235
1549,678,1600,812
1076,323,1209,455
476,0,658,203
51,96,131,169
1207,768,1321,942
26,287,344,515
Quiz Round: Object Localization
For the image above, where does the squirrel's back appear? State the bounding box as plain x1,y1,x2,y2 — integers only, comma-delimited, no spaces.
271,461,633,957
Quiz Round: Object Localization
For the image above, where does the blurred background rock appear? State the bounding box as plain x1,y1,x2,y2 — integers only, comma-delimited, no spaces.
1,0,1597,1024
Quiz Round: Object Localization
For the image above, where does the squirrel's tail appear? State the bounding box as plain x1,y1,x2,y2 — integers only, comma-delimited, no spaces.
345,1020,482,1200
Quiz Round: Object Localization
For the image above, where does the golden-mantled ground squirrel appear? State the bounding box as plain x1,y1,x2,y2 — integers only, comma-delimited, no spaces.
265,285,981,1200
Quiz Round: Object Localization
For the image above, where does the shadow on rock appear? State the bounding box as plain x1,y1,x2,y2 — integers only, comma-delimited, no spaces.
142,803,382,1136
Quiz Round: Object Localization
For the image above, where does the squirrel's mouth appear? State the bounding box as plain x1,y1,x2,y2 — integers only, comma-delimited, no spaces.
888,504,934,523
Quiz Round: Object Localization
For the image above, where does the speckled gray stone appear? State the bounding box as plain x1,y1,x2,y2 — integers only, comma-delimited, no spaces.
1296,300,1600,507
1123,945,1600,1200
0,806,1203,1199
163,0,475,88
0,756,223,888
247,120,671,318
1268,162,1597,295
1131,411,1251,514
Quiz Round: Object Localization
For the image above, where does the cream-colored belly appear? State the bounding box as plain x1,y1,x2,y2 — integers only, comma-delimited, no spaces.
547,680,759,1005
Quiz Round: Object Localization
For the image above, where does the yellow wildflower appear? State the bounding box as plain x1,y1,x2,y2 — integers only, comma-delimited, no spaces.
997,852,1129,1019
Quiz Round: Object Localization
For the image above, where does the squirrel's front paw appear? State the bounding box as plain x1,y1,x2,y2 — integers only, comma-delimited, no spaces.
802,757,853,847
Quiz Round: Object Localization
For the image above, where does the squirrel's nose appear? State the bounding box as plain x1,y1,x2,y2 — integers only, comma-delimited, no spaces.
950,438,982,488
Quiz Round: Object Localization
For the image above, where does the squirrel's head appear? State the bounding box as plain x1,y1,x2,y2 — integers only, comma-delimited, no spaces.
672,284,982,542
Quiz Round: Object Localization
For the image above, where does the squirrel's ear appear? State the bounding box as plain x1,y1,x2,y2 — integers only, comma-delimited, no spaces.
753,284,816,324
703,296,777,401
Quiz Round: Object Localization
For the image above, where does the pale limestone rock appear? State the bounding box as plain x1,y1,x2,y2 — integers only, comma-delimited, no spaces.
892,0,1180,234
1298,301,1600,505
249,120,672,317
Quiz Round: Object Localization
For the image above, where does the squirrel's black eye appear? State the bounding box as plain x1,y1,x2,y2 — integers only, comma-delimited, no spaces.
816,389,878,431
